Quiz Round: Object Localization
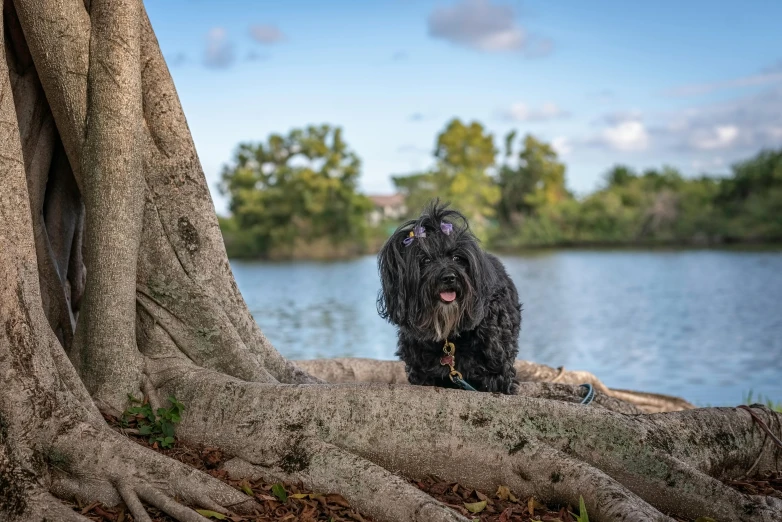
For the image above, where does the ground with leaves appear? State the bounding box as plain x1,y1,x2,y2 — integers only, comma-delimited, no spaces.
62,411,782,522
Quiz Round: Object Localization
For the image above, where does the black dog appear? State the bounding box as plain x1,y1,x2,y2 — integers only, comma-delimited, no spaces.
377,201,521,394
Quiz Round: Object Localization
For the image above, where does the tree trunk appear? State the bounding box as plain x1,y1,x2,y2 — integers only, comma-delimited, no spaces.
0,2,780,522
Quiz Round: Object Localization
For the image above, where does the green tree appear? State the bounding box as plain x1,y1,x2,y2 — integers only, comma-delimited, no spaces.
716,149,782,240
219,125,372,258
497,134,571,225
393,119,500,235
604,164,636,188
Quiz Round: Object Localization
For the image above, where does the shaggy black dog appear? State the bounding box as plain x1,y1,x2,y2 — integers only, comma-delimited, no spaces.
377,201,521,394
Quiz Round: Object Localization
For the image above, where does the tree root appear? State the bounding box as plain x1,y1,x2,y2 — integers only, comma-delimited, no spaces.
294,357,696,413
223,444,470,522
27,493,95,522
46,420,258,522
518,442,674,522
146,358,782,522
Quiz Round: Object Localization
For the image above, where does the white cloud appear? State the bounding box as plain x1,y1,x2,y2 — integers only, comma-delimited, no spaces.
659,84,782,154
428,0,535,53
585,80,782,161
551,137,572,156
204,27,234,69
602,120,649,151
249,24,285,45
504,102,569,122
689,125,739,150
587,112,649,152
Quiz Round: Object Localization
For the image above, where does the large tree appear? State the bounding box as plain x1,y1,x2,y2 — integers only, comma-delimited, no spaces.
218,125,372,259
497,133,571,226
393,118,500,236
1,2,781,522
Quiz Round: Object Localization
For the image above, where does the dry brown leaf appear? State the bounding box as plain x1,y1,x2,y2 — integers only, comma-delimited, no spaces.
496,485,519,502
528,496,547,515
498,506,514,522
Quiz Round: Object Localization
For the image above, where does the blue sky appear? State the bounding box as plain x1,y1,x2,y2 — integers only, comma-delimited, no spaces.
146,0,782,214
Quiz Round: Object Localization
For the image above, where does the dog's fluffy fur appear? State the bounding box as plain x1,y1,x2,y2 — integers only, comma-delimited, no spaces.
377,201,521,394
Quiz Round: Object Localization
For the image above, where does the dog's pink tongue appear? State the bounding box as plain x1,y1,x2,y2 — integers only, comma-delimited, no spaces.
440,291,457,302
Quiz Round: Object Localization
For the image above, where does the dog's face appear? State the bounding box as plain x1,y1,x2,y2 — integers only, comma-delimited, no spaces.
377,201,497,341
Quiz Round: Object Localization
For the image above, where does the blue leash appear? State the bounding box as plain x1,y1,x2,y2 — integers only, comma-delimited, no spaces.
451,375,478,392
454,376,594,405
441,339,594,404
579,383,595,405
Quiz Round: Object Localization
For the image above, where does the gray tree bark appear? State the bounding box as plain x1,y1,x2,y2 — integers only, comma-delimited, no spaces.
0,1,780,522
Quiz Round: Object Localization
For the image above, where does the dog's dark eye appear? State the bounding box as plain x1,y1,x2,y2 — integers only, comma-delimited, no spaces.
452,255,461,263
422,257,431,265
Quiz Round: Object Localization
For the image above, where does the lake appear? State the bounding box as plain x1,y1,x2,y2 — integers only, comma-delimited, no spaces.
232,249,782,407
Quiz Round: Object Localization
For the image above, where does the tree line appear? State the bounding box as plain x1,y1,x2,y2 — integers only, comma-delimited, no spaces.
219,119,782,259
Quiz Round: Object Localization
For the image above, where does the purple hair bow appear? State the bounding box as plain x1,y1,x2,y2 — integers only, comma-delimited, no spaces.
440,222,453,235
403,226,427,246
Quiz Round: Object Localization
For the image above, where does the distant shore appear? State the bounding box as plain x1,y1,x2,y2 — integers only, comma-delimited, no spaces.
225,238,782,261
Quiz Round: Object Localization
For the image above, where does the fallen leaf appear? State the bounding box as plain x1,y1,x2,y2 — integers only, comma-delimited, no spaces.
475,490,488,501
464,500,487,513
528,496,546,515
695,518,717,522
240,481,253,496
290,493,310,499
496,485,519,502
498,506,514,522
195,509,227,519
326,493,351,507
271,483,288,503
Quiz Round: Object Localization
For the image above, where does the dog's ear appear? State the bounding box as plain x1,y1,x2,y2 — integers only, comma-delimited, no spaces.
460,231,499,296
376,224,413,325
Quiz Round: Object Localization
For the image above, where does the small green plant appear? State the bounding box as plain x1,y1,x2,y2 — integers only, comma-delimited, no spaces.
743,390,782,412
122,395,184,448
569,495,589,522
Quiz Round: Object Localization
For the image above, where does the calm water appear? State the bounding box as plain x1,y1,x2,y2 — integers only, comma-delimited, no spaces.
232,249,782,407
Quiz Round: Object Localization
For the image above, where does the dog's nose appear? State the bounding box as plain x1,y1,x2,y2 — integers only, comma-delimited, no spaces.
441,272,456,285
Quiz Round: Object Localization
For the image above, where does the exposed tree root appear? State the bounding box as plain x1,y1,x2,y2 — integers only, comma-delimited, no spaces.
294,357,695,413
29,493,94,522
223,447,469,522
142,357,782,522
47,421,258,520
